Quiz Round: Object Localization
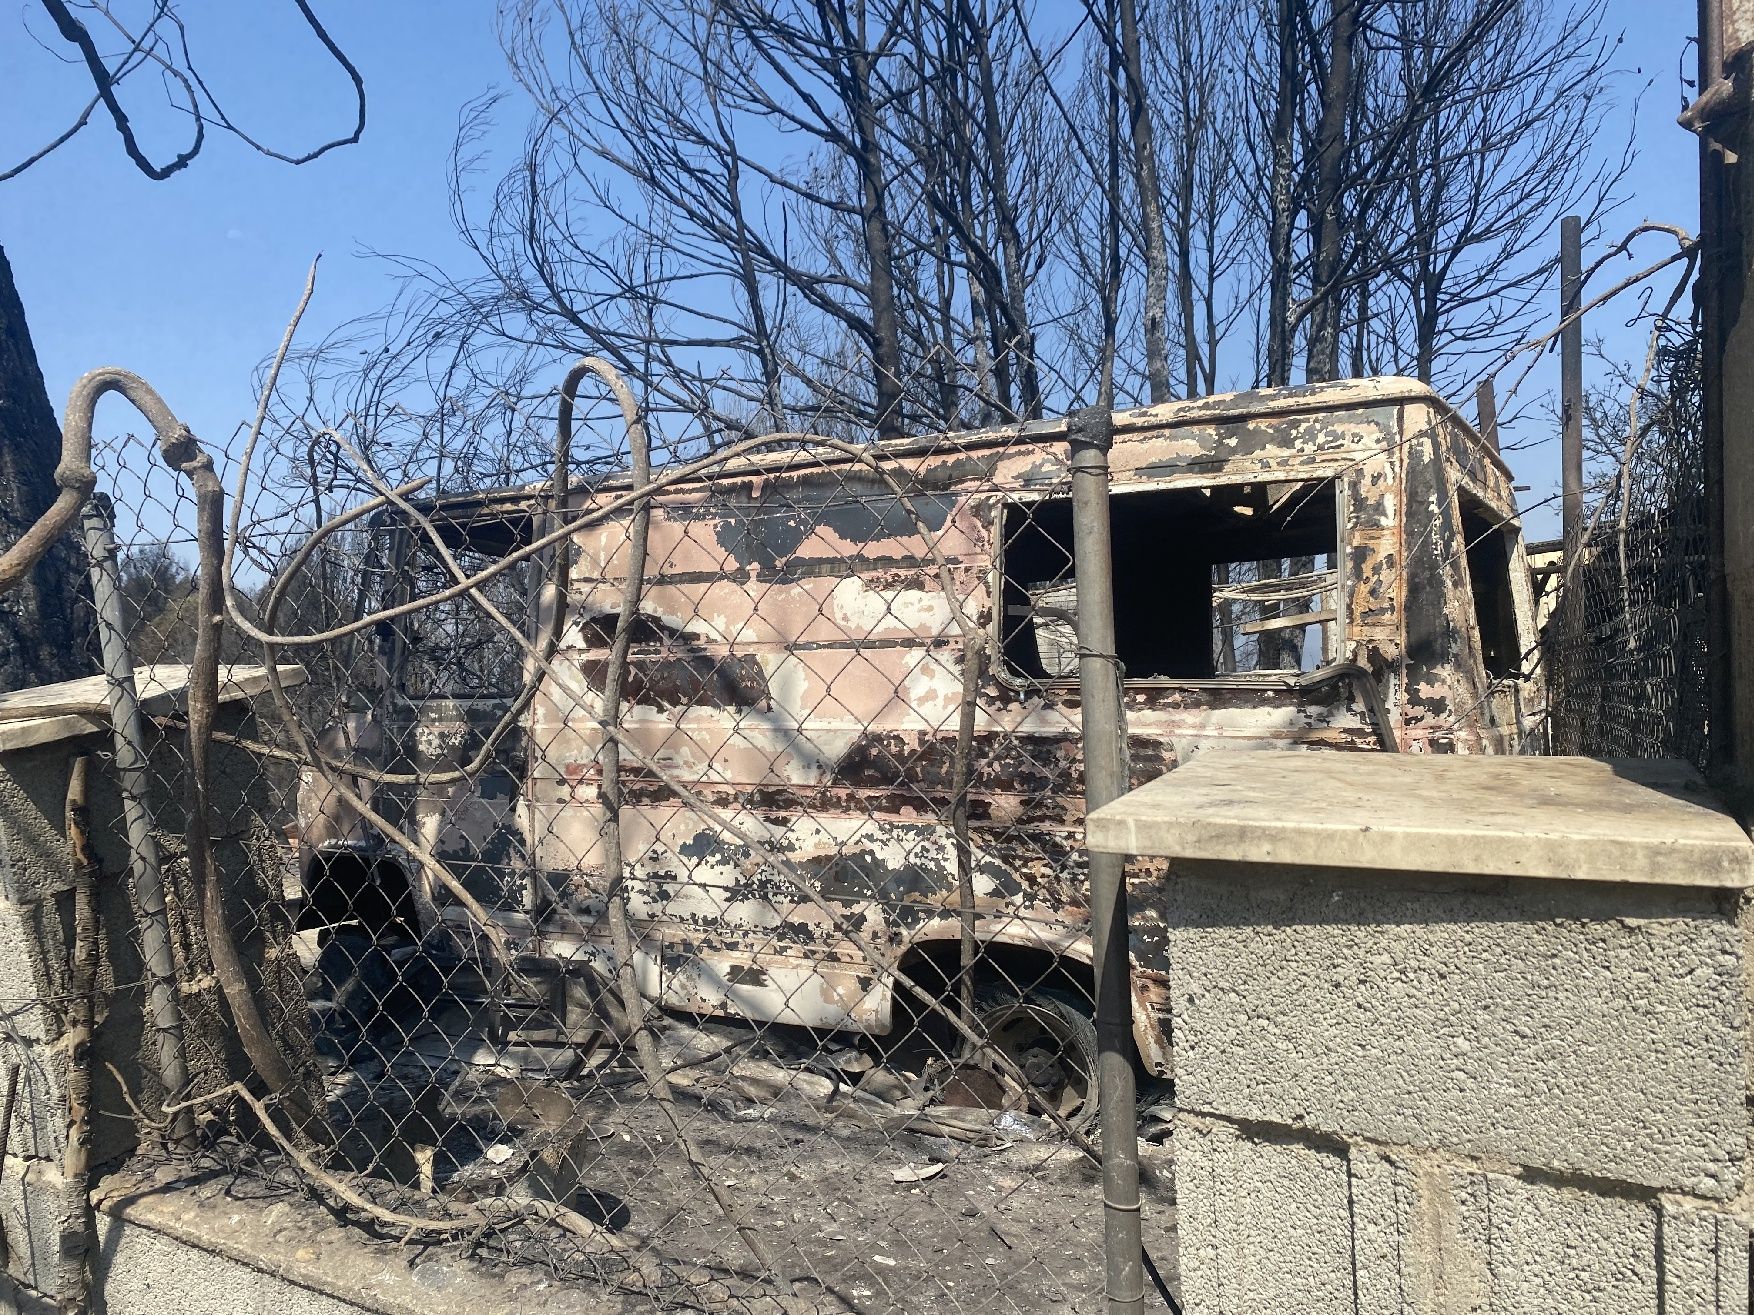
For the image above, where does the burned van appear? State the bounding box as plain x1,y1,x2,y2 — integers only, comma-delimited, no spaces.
298,376,1542,1103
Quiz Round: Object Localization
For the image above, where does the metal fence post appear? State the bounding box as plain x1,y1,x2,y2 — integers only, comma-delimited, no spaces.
1068,407,1144,1315
80,494,194,1144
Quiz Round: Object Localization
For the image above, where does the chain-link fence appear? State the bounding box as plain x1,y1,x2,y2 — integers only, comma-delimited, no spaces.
67,357,1196,1315
44,351,1553,1315
1542,318,1711,769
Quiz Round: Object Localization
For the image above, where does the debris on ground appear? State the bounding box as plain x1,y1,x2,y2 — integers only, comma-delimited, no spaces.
291,931,1177,1312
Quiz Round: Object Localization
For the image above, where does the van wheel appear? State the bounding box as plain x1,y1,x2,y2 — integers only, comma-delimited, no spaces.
970,983,1099,1127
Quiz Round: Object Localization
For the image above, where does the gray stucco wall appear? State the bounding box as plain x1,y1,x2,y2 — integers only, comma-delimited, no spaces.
1166,862,1748,1197
1176,1116,1749,1315
38,1163,642,1315
1089,754,1754,1315
1158,863,1754,1314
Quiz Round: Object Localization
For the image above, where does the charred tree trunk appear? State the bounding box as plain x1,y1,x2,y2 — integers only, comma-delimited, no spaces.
916,20,963,429
1174,100,1201,398
1304,0,1359,384
1116,0,1172,403
0,247,90,691
824,0,908,440
963,0,1042,418
1265,0,1299,388
1096,0,1123,410
944,12,1000,422
713,107,788,427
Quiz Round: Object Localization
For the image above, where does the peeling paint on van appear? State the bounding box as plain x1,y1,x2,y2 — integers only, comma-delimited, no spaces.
300,377,1542,1077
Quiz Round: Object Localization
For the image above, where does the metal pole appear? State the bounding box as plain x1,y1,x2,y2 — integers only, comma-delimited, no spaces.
1560,215,1584,550
1474,378,1500,454
1697,0,1737,785
1068,407,1144,1315
79,495,193,1144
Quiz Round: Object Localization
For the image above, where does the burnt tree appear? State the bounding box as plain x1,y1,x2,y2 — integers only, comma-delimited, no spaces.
0,247,90,689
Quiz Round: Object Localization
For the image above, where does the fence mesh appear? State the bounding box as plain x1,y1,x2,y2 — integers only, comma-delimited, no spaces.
74,355,1187,1315
1542,317,1712,769
60,339,1604,1312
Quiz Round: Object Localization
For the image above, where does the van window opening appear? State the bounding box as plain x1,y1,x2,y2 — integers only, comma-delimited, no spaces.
1457,491,1521,680
1000,479,1341,681
365,506,539,701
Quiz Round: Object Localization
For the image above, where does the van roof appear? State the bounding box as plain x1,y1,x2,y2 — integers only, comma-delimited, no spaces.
410,374,1496,529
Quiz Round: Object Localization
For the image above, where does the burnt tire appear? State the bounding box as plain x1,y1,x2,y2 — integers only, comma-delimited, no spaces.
971,983,1099,1127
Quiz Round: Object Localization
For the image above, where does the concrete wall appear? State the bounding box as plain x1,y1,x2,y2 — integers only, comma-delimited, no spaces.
1085,752,1754,1315
1161,862,1753,1315
0,1162,644,1315
1169,863,1747,1196
1175,1109,1749,1315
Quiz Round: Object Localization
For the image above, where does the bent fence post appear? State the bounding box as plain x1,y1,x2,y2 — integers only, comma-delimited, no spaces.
80,493,194,1145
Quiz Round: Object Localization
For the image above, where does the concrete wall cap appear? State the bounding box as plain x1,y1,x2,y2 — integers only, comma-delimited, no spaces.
0,664,305,754
1086,752,1754,887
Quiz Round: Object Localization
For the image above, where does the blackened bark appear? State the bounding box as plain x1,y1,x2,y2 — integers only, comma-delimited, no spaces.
0,246,90,690
1265,0,1298,388
1174,103,1200,397
1096,0,1122,410
963,0,1042,418
1117,0,1172,403
1304,0,1359,384
714,108,787,426
838,12,907,441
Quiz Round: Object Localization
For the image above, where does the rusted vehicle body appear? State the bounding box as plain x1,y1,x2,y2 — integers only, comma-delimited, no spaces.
300,376,1542,1081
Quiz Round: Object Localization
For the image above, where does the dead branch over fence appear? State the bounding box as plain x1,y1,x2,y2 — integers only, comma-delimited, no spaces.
18,210,1719,1310
5,273,1647,1312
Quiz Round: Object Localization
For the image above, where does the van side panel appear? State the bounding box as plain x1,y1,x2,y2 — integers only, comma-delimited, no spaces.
520,405,1427,1056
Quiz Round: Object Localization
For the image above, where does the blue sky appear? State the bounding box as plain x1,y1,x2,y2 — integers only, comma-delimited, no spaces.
0,0,1704,543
